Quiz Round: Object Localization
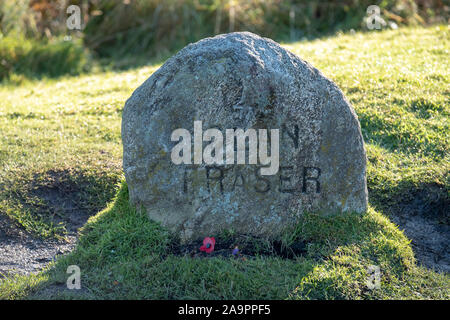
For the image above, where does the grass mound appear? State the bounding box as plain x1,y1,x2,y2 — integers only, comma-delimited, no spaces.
2,183,448,299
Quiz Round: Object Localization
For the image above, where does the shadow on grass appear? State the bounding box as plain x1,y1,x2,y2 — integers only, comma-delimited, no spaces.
358,111,446,158
0,167,121,239
0,167,122,278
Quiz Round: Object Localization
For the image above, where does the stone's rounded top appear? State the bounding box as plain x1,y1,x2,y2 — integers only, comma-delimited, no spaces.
122,32,368,242
170,31,311,73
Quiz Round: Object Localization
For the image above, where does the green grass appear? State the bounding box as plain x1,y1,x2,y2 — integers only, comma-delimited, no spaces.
0,25,449,299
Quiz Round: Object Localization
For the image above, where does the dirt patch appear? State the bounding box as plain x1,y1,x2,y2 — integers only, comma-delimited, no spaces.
0,168,120,277
375,183,449,273
29,170,97,234
27,168,120,234
168,235,307,260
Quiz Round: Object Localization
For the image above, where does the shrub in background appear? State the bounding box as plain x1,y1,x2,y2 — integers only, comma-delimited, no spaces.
82,0,448,58
0,0,448,79
0,34,89,80
0,0,90,80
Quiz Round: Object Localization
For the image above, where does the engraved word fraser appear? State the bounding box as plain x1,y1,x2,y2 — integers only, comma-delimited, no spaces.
176,122,321,195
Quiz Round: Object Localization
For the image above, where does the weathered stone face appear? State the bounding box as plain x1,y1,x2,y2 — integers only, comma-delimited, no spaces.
122,32,368,242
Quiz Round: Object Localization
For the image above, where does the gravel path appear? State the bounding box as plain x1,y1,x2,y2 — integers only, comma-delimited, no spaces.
0,214,76,277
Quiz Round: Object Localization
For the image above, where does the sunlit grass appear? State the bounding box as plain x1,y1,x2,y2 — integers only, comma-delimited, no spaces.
0,26,448,299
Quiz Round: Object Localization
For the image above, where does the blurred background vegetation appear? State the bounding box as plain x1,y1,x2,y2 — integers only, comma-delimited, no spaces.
0,0,448,80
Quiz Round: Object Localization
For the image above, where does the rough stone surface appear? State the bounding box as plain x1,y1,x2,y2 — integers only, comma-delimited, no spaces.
122,32,368,242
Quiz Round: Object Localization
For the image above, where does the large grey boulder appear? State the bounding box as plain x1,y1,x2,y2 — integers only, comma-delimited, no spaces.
122,32,368,242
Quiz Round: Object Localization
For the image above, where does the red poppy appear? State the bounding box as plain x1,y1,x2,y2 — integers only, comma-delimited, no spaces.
199,237,215,253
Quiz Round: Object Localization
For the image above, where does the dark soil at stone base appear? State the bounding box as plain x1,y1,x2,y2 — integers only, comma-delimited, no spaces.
168,235,307,260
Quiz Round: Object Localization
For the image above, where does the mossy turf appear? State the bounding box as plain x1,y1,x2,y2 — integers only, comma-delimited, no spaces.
0,26,449,299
